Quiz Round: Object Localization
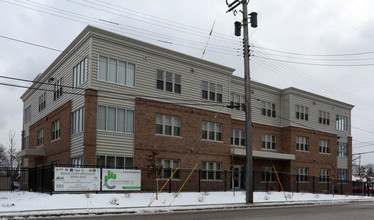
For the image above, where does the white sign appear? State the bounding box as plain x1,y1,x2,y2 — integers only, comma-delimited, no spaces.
54,167,100,191
102,169,141,191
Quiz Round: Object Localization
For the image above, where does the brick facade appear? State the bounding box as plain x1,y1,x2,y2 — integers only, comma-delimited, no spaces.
27,101,72,167
83,89,98,165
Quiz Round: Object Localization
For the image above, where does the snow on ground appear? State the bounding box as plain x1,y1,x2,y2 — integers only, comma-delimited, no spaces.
0,191,373,217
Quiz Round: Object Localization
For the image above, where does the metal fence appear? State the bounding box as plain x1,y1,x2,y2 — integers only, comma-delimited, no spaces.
2,165,373,197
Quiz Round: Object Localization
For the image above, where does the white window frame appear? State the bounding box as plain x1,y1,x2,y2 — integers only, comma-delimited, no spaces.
338,142,348,157
156,70,181,94
72,107,85,135
261,101,276,117
230,93,245,111
336,115,348,131
319,169,330,183
98,55,135,87
51,120,60,141
54,77,63,100
319,139,330,154
202,121,222,141
156,159,180,180
155,114,181,136
202,81,222,103
296,136,309,151
96,155,134,169
296,168,309,182
295,104,308,121
24,105,31,124
202,162,221,181
37,129,44,146
97,105,134,134
262,134,276,150
38,92,46,112
318,110,330,125
231,129,245,146
73,57,88,88
338,168,348,183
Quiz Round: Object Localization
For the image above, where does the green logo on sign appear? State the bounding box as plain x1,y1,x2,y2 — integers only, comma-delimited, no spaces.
104,170,116,189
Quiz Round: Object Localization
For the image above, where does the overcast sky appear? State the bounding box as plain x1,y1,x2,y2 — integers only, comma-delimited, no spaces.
1,0,374,164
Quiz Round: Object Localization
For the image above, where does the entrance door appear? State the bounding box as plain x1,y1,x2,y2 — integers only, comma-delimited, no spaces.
232,165,244,190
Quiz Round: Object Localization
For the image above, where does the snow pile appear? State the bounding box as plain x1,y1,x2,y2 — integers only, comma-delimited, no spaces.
0,191,373,215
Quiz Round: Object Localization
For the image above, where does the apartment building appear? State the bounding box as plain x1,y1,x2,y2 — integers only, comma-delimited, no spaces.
18,26,353,192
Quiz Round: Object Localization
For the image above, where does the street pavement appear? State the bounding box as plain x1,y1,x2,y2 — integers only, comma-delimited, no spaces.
27,201,374,220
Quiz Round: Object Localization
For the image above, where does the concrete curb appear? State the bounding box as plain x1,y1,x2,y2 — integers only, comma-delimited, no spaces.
1,199,373,219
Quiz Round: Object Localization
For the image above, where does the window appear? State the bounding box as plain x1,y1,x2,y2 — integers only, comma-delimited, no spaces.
72,107,84,134
261,101,276,117
96,155,133,169
261,167,276,182
38,93,46,112
98,55,135,87
318,110,330,125
262,134,276,150
202,121,222,141
202,82,222,102
231,129,245,146
296,168,309,182
319,169,330,183
156,159,180,179
338,142,348,157
37,129,44,146
156,70,181,93
22,169,28,185
54,78,63,100
73,57,88,88
24,136,29,150
71,156,83,167
337,169,348,183
295,105,308,120
202,162,221,180
230,93,245,111
51,120,60,141
296,136,309,151
319,140,330,154
24,106,31,124
156,114,181,136
336,115,348,131
97,105,134,133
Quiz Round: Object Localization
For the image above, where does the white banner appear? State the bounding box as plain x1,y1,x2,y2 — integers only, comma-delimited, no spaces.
54,167,100,191
102,169,141,191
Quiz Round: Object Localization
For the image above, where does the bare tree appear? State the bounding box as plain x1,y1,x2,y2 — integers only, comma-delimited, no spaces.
7,131,20,169
0,144,8,167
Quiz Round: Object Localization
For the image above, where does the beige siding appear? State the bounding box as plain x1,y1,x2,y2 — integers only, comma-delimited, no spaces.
21,38,92,159
70,133,84,157
337,157,348,169
96,131,134,156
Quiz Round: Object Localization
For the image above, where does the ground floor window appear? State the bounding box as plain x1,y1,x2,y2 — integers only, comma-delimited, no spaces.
338,168,348,183
156,159,180,179
96,155,134,169
22,168,28,185
202,162,221,180
70,156,83,167
296,167,309,182
319,169,330,183
261,167,276,182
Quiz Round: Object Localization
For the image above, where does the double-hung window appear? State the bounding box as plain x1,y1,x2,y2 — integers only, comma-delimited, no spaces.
54,78,63,100
96,155,134,169
156,114,181,136
231,129,245,146
71,107,84,134
157,70,181,93
73,57,88,88
38,93,46,112
37,129,44,146
24,106,31,124
262,134,276,150
202,162,221,180
202,81,222,102
295,105,308,120
261,101,276,117
319,140,330,154
296,168,309,182
230,93,245,111
337,142,348,157
319,169,330,183
97,105,134,133
98,55,135,86
202,121,222,141
336,115,348,131
337,169,348,183
156,159,180,179
52,120,60,141
318,110,330,125
296,136,309,151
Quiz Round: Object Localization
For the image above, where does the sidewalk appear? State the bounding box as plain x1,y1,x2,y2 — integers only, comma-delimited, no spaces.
1,191,373,218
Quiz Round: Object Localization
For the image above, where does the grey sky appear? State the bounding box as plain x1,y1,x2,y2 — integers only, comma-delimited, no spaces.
0,0,373,164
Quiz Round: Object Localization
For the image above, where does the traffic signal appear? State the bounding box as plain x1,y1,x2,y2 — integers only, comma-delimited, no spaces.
234,21,241,36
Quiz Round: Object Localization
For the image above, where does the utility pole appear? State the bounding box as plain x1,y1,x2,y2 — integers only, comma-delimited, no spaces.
226,0,257,204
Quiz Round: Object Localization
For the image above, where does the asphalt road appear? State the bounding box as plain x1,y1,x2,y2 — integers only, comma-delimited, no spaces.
29,202,374,220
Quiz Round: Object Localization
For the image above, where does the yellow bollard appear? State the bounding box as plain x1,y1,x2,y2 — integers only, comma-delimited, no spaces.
273,165,287,201
148,167,179,207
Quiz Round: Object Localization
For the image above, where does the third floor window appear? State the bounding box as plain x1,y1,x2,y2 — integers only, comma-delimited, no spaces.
318,110,330,125
261,101,276,118
202,81,222,102
156,70,181,93
98,55,135,87
295,104,308,121
73,57,88,88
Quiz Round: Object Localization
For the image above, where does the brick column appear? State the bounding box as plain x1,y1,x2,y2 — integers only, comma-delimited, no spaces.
83,89,98,165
